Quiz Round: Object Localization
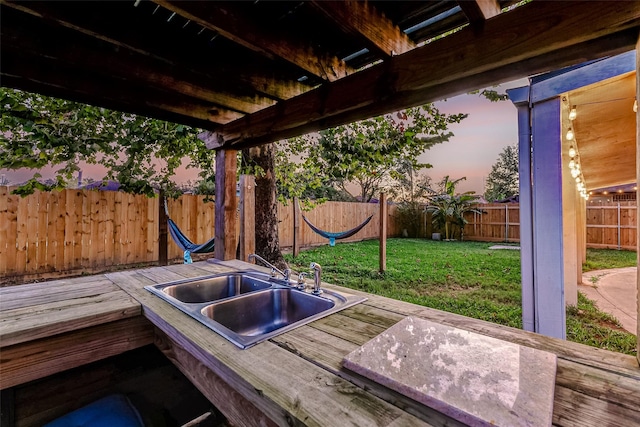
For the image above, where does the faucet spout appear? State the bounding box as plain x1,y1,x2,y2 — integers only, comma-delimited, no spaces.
310,262,322,295
248,254,291,282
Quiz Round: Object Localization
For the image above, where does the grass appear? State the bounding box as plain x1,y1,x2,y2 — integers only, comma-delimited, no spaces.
285,239,637,356
583,248,637,271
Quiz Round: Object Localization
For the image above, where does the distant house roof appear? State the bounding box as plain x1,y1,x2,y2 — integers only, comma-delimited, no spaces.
81,180,121,191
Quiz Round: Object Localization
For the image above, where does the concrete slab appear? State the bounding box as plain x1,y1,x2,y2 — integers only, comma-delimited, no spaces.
580,267,637,335
343,316,556,427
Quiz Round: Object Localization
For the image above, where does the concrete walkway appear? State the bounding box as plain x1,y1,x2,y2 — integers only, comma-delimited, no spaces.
580,267,637,335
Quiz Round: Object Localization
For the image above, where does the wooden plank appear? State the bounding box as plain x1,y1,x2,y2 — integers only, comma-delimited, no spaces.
36,191,49,273
552,385,640,427
11,193,26,274
309,0,415,57
214,149,238,261
0,283,141,347
0,277,117,311
24,192,38,274
155,330,279,427
293,197,300,257
239,175,255,262
113,191,124,264
103,190,115,266
158,191,168,265
0,187,10,275
456,0,501,23
94,190,106,267
0,316,153,390
146,195,157,262
50,190,66,272
80,190,91,268
155,0,354,82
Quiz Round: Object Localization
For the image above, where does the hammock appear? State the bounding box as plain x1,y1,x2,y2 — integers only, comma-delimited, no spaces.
302,214,374,246
165,200,214,264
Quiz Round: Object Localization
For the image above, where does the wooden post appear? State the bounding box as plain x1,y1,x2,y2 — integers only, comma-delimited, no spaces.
293,197,300,258
379,193,387,273
158,190,168,266
214,149,238,261
239,175,255,262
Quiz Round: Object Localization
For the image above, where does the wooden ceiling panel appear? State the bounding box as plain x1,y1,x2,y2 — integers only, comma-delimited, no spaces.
569,72,637,191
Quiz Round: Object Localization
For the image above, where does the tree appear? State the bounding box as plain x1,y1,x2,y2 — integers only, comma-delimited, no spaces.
0,88,215,197
281,105,467,202
241,144,287,270
484,144,519,202
426,176,481,240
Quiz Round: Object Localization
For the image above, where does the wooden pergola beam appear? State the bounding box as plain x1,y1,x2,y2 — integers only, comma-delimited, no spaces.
457,0,501,24
309,0,415,57
0,0,310,102
0,12,273,117
154,0,355,82
1,55,226,128
209,1,640,149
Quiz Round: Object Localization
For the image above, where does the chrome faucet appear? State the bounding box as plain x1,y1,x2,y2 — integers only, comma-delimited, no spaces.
248,254,291,282
310,262,322,295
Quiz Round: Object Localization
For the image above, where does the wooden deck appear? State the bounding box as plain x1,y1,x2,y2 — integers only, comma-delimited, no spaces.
1,260,639,426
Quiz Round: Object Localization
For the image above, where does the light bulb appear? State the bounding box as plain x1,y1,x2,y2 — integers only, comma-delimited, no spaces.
634,100,638,113
569,160,575,169
569,107,577,120
571,169,579,178
566,129,574,141
568,146,576,157
575,176,581,183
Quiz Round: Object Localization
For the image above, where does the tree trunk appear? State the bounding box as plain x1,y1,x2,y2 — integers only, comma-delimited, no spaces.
242,144,287,270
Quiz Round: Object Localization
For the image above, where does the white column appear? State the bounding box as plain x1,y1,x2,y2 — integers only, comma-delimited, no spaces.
509,87,535,332
531,97,566,339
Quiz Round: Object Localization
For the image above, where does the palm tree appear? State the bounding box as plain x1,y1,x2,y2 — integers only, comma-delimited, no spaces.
426,176,481,240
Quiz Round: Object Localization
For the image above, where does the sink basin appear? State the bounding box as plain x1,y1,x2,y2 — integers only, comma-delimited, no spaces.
145,270,367,349
202,288,335,336
161,273,271,303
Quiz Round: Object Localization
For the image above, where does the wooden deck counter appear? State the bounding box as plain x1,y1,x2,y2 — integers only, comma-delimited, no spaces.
0,275,153,389
105,260,640,427
2,260,639,426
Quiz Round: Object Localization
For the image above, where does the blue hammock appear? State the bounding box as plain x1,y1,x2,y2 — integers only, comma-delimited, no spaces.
165,200,214,263
302,214,374,246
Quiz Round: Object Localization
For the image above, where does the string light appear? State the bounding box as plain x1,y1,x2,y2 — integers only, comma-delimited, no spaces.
569,106,577,120
568,146,576,157
566,129,574,141
634,99,638,113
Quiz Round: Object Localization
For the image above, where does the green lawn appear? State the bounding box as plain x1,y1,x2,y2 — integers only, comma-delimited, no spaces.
285,239,637,356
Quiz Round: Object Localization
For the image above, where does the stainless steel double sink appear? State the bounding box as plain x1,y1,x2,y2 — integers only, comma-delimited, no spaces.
144,271,367,349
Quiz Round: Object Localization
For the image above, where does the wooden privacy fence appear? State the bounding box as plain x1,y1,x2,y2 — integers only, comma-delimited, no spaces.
0,187,402,280
463,202,637,250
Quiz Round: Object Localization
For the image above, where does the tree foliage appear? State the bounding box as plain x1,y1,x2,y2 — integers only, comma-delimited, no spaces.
426,176,481,240
279,105,467,203
0,88,215,197
484,144,519,202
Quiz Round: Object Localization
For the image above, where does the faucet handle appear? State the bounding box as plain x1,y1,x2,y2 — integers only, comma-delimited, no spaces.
297,272,307,291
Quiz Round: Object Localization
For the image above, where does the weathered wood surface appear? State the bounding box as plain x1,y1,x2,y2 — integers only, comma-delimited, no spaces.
0,316,153,390
103,260,640,427
0,275,141,347
3,261,639,425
